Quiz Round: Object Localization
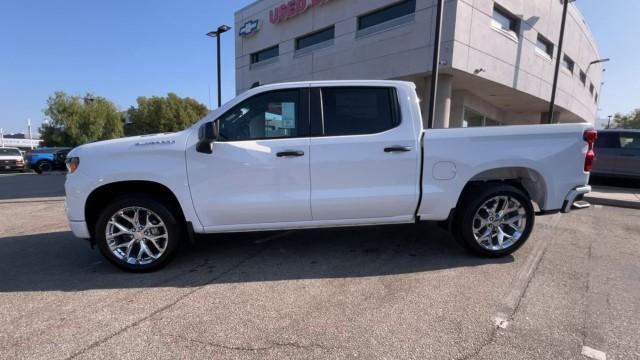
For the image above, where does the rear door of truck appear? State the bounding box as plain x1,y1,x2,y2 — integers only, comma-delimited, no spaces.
308,85,420,222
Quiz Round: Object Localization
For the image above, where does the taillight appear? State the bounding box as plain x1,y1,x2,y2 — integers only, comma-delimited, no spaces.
583,130,597,172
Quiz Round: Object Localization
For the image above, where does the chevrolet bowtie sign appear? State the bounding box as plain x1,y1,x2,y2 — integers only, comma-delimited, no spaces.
239,19,261,37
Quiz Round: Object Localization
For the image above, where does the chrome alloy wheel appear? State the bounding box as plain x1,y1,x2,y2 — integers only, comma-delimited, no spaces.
472,195,527,251
105,207,169,265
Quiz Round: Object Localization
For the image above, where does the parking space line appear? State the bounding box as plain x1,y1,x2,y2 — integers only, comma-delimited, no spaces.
492,213,561,329
581,346,607,360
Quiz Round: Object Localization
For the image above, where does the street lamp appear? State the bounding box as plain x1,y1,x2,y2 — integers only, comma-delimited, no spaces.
586,58,610,73
547,0,576,124
206,25,232,108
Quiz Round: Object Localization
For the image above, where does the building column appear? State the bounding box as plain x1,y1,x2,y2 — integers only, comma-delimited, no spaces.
421,74,453,129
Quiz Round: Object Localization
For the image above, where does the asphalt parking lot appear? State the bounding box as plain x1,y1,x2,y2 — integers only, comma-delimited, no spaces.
0,171,66,200
0,173,638,359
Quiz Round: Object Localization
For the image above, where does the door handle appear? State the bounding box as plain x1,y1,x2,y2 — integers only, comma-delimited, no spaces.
384,146,411,153
276,150,305,157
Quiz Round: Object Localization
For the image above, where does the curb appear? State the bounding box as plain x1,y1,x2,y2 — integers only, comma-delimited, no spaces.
583,196,640,210
0,196,65,204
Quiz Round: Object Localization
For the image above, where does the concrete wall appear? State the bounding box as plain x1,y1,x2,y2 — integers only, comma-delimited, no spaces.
235,0,603,125
235,0,457,93
451,0,603,123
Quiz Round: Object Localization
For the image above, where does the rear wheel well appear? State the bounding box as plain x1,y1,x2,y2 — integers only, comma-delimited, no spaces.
461,167,546,209
85,181,185,238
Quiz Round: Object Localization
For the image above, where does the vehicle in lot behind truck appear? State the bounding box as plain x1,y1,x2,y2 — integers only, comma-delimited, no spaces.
592,129,640,179
64,81,596,272
25,148,71,174
0,147,26,172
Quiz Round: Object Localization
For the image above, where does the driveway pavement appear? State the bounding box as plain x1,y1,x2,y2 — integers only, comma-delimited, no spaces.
0,199,638,360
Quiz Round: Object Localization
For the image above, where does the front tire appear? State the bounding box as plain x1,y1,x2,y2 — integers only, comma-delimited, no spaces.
95,196,181,272
454,184,534,257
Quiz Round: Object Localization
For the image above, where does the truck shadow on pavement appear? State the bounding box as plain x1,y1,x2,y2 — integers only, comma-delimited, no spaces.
0,222,513,293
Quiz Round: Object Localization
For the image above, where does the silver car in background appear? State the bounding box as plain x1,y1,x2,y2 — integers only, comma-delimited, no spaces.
592,129,640,179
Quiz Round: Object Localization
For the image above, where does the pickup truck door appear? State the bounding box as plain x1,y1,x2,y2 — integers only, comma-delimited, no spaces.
309,86,420,221
616,132,640,177
593,132,619,174
186,89,312,229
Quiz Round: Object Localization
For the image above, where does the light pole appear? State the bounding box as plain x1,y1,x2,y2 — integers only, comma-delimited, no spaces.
548,0,575,124
427,0,445,129
206,25,232,108
607,115,612,129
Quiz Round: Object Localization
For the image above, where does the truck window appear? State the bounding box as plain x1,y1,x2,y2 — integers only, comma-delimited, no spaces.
594,133,619,149
321,87,398,136
0,148,21,156
217,90,302,141
620,133,640,150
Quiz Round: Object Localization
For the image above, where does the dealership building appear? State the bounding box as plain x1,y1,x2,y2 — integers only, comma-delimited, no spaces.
234,0,604,128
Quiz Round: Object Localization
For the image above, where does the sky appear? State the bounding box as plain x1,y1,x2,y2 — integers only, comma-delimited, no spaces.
1,0,639,133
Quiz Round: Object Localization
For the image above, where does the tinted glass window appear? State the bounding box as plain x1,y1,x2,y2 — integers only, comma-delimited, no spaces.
358,0,416,30
536,34,553,57
218,90,301,141
463,107,502,127
579,70,587,86
562,55,575,73
296,27,334,50
594,133,619,149
321,88,398,136
0,148,21,156
251,45,279,64
620,133,640,150
492,6,518,33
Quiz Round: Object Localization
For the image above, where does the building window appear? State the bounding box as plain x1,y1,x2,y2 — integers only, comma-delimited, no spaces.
492,5,519,36
595,92,599,104
589,83,595,96
562,54,575,74
357,0,416,31
296,26,335,51
579,70,587,86
463,107,502,127
251,45,279,64
535,34,554,58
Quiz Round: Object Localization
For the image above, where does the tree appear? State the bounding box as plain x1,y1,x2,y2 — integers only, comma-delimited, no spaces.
612,109,640,129
41,92,124,147
125,93,208,136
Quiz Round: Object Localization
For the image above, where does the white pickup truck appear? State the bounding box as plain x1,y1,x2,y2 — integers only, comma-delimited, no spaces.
65,81,596,272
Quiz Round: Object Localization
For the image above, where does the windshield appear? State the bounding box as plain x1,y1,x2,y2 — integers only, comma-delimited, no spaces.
0,148,21,156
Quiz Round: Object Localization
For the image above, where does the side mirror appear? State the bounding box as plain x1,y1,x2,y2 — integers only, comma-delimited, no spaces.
196,121,218,154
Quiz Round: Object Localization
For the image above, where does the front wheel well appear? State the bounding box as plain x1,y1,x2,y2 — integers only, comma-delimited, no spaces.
84,181,185,238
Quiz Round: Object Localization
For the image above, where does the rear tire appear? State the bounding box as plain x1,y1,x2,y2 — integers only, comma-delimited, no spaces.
94,195,181,272
453,183,534,257
35,160,53,174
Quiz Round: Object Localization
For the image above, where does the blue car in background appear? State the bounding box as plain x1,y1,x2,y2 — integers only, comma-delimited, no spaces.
25,148,71,174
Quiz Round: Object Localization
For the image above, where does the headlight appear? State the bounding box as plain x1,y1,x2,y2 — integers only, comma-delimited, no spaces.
65,157,80,173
